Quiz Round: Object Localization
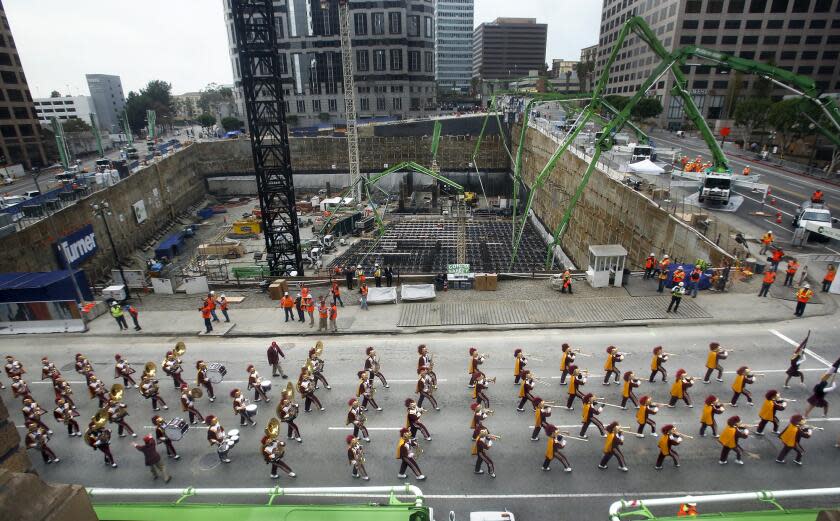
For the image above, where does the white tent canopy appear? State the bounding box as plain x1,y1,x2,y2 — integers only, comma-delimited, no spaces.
628,158,665,174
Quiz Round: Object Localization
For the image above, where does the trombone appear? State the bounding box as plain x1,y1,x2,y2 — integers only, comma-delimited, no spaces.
531,376,551,386
558,431,589,442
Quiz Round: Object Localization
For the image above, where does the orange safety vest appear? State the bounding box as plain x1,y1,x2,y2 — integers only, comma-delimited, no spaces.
825,269,836,282
305,298,314,312
329,305,337,320
786,262,799,275
331,283,340,296
318,304,328,318
673,271,685,283
361,285,368,296
280,296,294,308
761,233,772,245
645,256,655,269
762,271,776,284
796,289,813,303
201,303,212,319
771,250,783,262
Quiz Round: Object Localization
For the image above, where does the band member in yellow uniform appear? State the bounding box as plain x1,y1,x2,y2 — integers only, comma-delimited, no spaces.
621,371,640,409
635,396,658,437
531,397,552,441
405,398,432,441
468,348,483,388
472,428,497,478
776,414,812,465
730,366,757,406
703,342,727,383
579,393,605,438
346,398,369,441
566,366,587,410
598,422,628,472
649,346,669,383
756,390,787,435
542,425,572,472
559,343,576,385
602,346,623,385
654,424,683,470
667,369,694,408
347,435,369,480
514,348,527,385
718,416,749,465
396,428,425,480
517,370,537,411
699,395,725,437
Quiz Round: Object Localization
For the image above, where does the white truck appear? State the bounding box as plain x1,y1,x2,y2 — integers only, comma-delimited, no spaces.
698,172,732,204
792,201,835,242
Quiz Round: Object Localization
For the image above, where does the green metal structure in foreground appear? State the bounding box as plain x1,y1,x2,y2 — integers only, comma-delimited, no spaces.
473,16,840,269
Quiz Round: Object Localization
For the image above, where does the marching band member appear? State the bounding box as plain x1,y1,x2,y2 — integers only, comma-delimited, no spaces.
364,347,389,387
473,371,491,408
730,366,756,406
54,377,75,408
598,422,628,472
542,425,572,472
784,347,807,389
232,388,255,427
620,371,640,409
41,356,59,381
649,346,668,383
4,355,24,381
196,361,216,402
559,344,577,385
718,416,749,465
152,415,179,459
53,398,81,437
472,428,497,477
756,390,786,435
516,370,537,411
654,424,682,470
346,398,369,441
603,346,623,385
22,397,51,434
668,369,694,408
206,415,231,463
405,398,432,441
416,367,439,410
532,397,552,441
114,354,138,388
417,344,437,388
25,422,59,464
396,428,425,480
776,415,812,465
580,393,605,438
74,353,91,376
180,383,204,424
140,374,167,411
298,368,323,412
83,367,97,387
85,421,117,468
471,403,490,439
699,395,725,437
635,396,658,437
702,342,727,384
11,374,30,400
356,370,380,411
514,348,528,385
347,435,369,480
248,364,270,403
266,341,288,379
88,374,109,407
566,366,586,410
262,436,296,479
308,347,330,390
162,351,186,389
278,396,302,442
468,348,483,388
107,398,137,437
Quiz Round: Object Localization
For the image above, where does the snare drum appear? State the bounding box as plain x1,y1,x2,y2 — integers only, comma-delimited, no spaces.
245,404,258,417
217,439,233,453
164,418,189,441
260,380,272,393
207,363,227,384
227,428,240,439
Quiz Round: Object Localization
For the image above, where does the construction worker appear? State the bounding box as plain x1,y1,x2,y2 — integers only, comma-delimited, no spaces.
769,247,784,271
217,294,231,322
742,165,751,176
110,301,128,331
644,253,656,279
344,265,355,290
811,190,824,203
279,292,295,322
657,258,670,293
199,299,213,334
783,259,799,287
331,280,343,307
687,266,702,298
760,231,773,255
823,264,836,293
794,284,814,317
374,264,382,287
329,302,338,332
294,293,305,322
667,282,685,313
317,296,329,332
356,265,366,290
672,266,686,286
758,268,776,297
360,283,369,310
305,294,315,327
561,269,573,294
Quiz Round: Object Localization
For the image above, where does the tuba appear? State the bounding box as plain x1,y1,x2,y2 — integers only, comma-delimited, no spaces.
190,387,203,399
265,418,280,439
282,381,295,401
109,383,124,402
174,341,187,358
143,362,156,380
314,340,324,357
91,408,110,429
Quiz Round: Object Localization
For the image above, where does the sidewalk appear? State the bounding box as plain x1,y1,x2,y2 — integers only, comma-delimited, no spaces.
79,274,837,338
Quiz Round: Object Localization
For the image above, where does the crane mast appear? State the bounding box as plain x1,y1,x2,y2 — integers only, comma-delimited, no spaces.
332,0,361,202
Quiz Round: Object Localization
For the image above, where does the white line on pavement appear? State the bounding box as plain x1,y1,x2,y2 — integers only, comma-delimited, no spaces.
31,381,85,385
733,190,796,217
768,329,832,367
387,379,449,383
328,427,401,431
722,368,824,374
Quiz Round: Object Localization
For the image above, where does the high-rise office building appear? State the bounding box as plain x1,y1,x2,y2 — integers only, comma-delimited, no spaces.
223,0,437,126
580,44,598,64
32,95,94,126
85,74,126,133
595,0,840,129
0,1,47,169
435,0,474,93
472,17,548,81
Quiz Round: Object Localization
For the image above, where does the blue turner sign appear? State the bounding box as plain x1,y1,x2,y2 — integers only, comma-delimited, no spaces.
55,224,98,268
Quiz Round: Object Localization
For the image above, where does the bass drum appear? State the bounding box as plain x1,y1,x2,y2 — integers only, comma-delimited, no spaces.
164,418,189,441
260,380,272,393
245,404,258,418
207,363,227,384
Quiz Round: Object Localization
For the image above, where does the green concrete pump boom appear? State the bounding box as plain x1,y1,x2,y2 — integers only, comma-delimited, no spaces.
122,109,133,146
50,117,70,170
430,121,442,160
89,113,104,158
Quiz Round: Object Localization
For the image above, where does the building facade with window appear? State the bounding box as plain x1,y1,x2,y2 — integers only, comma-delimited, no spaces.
223,0,437,126
0,1,46,169
85,74,126,133
472,18,548,81
435,0,474,93
595,0,840,129
33,95,94,127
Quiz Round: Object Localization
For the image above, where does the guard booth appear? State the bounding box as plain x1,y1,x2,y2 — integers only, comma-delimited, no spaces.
586,244,628,288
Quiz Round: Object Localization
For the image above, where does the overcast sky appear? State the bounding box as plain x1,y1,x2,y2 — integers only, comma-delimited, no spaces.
4,0,600,97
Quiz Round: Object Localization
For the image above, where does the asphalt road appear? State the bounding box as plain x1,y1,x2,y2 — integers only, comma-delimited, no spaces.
3,319,839,520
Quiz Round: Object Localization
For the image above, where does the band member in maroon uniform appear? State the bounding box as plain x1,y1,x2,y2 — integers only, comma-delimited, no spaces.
180,383,204,424
346,398,369,441
405,398,432,441
654,424,683,470
347,435,369,480
418,344,437,388
114,354,138,388
598,422,628,472
364,347,389,387
580,393,605,438
152,415,180,459
416,367,439,410
542,425,572,472
25,422,59,464
195,361,216,402
472,428,498,478
53,398,81,437
396,428,425,480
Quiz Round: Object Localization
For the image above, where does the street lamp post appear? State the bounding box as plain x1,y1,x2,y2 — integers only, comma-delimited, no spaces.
92,201,131,299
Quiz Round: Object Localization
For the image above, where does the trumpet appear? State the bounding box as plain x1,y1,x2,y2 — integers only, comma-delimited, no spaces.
484,409,495,415
486,434,502,440
803,425,825,431
673,431,694,439
486,376,497,384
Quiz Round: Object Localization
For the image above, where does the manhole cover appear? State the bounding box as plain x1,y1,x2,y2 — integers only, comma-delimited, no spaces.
197,452,222,471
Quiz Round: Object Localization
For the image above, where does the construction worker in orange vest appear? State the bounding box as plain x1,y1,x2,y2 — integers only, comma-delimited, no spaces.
329,302,338,332
305,295,315,327
317,296,329,332
644,253,656,279
331,280,344,307
677,503,698,516
811,190,824,203
758,269,776,298
760,231,773,255
279,292,295,322
823,264,836,293
657,265,669,293
672,266,686,285
199,300,214,334
360,283,369,310
742,166,751,176
794,284,814,317
783,259,799,287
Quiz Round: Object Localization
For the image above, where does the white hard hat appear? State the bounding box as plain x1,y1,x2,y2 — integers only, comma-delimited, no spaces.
284,292,289,295
650,253,655,256
297,293,301,296
677,266,683,270
678,282,684,287
357,264,362,268
664,255,669,258
803,283,810,289
768,230,773,234
210,290,216,295
220,294,226,298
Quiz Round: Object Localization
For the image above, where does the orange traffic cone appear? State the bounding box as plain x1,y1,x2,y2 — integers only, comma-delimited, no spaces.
776,212,782,223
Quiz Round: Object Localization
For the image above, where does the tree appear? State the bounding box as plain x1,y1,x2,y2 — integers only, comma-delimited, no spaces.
604,95,629,111
564,70,573,94
50,90,61,98
733,97,772,143
123,80,175,133
62,118,92,133
574,61,595,92
220,116,243,131
199,83,234,116
767,98,819,159
632,98,663,120
197,113,216,128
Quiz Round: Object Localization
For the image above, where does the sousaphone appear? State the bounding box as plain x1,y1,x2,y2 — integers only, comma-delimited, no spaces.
109,383,124,402
143,362,156,379
314,340,324,357
265,418,280,439
190,387,203,399
281,381,295,401
174,341,187,358
91,408,110,428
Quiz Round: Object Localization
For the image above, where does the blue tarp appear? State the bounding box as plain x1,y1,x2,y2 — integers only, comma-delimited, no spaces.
661,263,714,291
0,185,76,214
154,232,186,260
0,270,93,303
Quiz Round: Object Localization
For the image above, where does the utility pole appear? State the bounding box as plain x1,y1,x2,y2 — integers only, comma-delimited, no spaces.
92,201,131,298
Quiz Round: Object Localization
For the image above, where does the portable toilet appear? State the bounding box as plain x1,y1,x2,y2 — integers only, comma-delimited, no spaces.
586,244,628,288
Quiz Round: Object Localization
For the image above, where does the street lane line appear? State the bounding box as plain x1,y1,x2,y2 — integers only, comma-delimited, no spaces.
387,379,448,383
768,329,832,367
328,427,401,431
732,190,796,217
31,381,85,385
723,368,823,374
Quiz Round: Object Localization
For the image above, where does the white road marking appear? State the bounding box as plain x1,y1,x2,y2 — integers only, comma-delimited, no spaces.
768,329,832,367
722,368,823,374
387,379,448,383
31,381,85,385
328,427,401,431
763,218,794,234
733,190,796,217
